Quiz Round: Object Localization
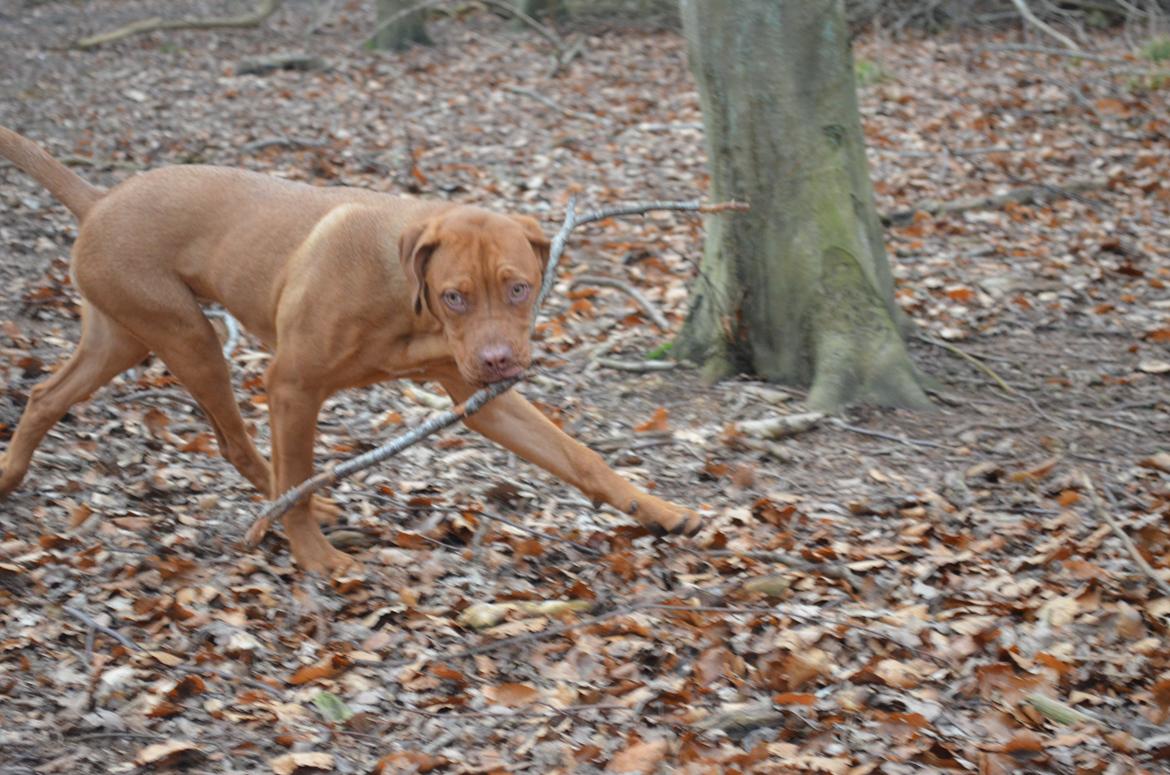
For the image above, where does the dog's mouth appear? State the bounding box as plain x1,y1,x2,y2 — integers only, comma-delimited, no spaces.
464,365,525,387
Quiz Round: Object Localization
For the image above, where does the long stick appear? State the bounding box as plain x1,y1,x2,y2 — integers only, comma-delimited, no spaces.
244,197,747,548
1080,471,1170,596
1007,0,1082,52
76,0,284,49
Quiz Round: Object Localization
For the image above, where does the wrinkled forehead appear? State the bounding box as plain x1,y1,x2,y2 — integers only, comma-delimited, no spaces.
429,217,542,279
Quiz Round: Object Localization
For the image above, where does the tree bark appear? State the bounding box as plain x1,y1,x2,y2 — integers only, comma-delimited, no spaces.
371,0,432,51
677,0,929,410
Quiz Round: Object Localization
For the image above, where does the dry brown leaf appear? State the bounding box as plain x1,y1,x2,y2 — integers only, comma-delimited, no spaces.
271,752,335,774
606,737,668,773
1140,452,1170,473
634,406,669,433
67,503,94,530
135,740,204,768
483,682,540,707
373,751,449,774
873,658,923,689
288,654,352,685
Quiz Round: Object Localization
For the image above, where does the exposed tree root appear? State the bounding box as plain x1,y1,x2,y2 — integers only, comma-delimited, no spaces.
882,178,1107,226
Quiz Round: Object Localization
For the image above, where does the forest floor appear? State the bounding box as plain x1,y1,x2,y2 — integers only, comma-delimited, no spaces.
1,2,1169,773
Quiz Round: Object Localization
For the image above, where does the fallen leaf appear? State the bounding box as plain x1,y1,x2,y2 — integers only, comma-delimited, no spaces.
635,406,670,433
1138,360,1170,374
271,752,334,774
312,691,354,723
288,654,352,685
483,682,540,707
1140,452,1170,473
607,738,668,773
873,658,923,689
135,740,204,768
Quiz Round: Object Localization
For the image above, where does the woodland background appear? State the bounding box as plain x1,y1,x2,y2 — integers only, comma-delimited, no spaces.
1,1,1169,772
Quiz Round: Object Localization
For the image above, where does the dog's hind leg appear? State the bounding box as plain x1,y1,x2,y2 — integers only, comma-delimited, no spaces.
0,303,148,494
112,296,276,499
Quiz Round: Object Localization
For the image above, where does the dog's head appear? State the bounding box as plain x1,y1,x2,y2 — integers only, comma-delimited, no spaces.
399,207,550,386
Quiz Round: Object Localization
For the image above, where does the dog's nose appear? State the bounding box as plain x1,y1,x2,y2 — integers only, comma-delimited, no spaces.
478,343,520,380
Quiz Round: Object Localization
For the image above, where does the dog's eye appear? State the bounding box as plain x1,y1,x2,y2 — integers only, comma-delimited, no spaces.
508,282,530,303
442,290,467,312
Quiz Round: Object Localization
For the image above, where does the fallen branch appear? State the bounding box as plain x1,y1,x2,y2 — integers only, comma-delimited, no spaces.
502,85,606,125
1080,471,1170,595
569,274,670,330
594,357,677,373
241,136,330,155
917,334,1017,395
76,0,285,49
63,604,140,653
980,43,1129,63
882,178,1107,226
477,0,564,50
244,197,748,547
733,411,824,440
476,508,599,555
236,52,325,77
829,418,950,450
244,379,517,548
1008,0,1082,51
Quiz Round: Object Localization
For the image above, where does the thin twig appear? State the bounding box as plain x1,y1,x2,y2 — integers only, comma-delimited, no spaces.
245,379,518,547
1008,0,1082,50
63,605,141,652
917,334,1017,395
570,274,670,330
882,178,1106,225
502,84,606,124
594,357,678,373
76,0,284,49
829,418,950,449
477,509,600,556
476,0,564,50
1080,471,1170,595
112,389,203,411
245,197,747,547
241,136,330,154
980,43,1131,63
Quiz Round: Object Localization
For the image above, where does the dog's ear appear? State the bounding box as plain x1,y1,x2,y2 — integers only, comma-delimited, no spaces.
510,215,551,270
399,220,441,316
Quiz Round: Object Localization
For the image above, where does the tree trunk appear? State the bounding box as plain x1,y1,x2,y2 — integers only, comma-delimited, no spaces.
371,0,432,51
677,0,929,411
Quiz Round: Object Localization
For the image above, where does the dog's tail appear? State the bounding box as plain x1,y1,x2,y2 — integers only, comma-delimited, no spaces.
0,126,106,220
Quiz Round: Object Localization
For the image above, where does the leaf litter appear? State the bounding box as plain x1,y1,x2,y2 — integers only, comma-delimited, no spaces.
1,3,1169,772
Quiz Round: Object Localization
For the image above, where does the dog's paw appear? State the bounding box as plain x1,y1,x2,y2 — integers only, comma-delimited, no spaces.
628,496,702,537
285,515,361,576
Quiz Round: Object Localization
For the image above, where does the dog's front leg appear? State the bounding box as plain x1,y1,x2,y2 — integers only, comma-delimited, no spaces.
266,366,356,573
438,375,701,535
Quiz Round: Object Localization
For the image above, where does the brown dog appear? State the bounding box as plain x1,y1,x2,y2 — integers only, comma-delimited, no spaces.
0,127,701,572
